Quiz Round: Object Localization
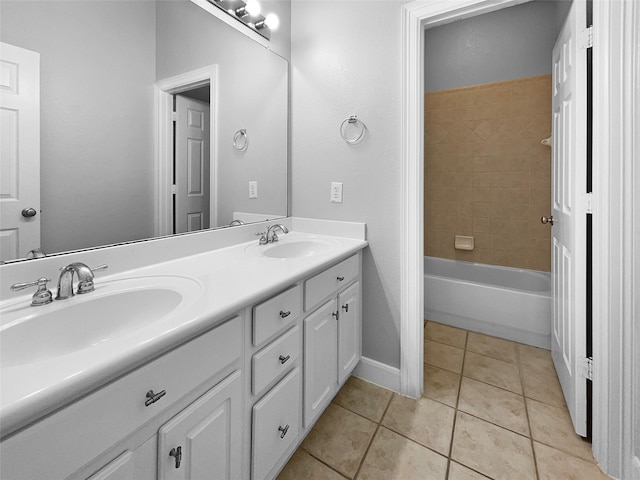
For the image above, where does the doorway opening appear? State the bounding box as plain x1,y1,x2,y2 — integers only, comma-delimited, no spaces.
154,66,218,238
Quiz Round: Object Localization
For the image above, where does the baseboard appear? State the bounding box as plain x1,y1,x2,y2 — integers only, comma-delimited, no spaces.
353,356,401,393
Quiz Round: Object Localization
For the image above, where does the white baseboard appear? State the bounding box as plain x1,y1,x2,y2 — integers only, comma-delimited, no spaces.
353,356,401,393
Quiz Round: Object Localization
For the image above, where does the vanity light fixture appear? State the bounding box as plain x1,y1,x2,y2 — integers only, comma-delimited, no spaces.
207,0,279,40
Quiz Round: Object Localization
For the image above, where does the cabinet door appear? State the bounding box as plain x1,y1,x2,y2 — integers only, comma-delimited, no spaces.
337,282,361,385
304,299,338,427
157,371,242,480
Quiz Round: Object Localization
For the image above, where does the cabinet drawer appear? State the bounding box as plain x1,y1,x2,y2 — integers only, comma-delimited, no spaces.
253,285,301,346
252,325,300,397
0,316,242,480
252,368,301,480
304,254,359,311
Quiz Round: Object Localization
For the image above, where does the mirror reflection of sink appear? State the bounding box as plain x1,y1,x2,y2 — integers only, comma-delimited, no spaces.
0,276,201,367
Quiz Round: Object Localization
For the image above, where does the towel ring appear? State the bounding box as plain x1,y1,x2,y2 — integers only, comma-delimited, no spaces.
340,115,367,144
233,129,249,151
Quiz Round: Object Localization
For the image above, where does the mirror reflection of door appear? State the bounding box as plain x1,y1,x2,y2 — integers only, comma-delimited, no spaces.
174,88,210,234
0,42,41,262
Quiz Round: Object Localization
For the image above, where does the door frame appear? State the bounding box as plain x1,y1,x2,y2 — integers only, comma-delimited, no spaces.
154,66,218,236
401,0,637,476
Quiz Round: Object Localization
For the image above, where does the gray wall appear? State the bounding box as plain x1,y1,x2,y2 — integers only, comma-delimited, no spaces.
0,1,156,255
291,1,409,368
156,0,289,226
424,0,562,92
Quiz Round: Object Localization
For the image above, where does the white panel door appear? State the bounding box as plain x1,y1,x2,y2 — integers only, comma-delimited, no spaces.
337,282,361,385
175,95,210,234
157,371,242,480
550,0,588,436
0,42,40,261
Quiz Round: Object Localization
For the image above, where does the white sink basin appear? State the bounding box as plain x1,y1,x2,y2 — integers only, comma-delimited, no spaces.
0,276,202,367
245,235,339,259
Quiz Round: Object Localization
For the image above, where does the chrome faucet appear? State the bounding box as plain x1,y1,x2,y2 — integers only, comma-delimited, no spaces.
266,224,289,243
56,263,108,300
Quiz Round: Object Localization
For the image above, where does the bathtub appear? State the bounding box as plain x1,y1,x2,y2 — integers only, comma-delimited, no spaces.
424,256,551,349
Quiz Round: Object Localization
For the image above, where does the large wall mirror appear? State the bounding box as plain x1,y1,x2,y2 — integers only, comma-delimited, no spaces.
0,0,290,264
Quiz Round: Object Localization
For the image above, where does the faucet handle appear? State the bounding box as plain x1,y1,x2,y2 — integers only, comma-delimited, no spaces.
76,264,109,294
10,277,53,306
255,232,268,245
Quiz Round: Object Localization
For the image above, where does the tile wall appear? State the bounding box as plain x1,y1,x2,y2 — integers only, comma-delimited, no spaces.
424,75,552,271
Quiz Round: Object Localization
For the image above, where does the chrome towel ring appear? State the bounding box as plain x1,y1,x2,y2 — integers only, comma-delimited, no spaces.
233,129,249,151
340,115,367,144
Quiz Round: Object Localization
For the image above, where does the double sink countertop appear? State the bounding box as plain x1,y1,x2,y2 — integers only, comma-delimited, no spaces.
0,220,367,438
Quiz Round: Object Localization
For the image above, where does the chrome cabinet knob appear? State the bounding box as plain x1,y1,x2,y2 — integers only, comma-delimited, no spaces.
541,215,554,225
21,207,37,218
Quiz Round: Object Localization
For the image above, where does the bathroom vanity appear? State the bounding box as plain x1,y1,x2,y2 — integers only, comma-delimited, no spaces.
0,219,366,480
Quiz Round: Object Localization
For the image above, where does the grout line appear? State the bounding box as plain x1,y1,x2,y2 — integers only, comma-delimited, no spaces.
517,344,541,480
351,392,394,479
445,330,468,478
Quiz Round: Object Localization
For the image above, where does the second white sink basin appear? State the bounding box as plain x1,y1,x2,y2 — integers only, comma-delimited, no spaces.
244,235,339,259
0,276,202,367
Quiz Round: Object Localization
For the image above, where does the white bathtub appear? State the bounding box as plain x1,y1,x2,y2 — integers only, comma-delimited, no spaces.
424,256,551,349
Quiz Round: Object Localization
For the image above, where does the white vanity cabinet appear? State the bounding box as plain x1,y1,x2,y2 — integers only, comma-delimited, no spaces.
1,247,365,480
303,254,361,428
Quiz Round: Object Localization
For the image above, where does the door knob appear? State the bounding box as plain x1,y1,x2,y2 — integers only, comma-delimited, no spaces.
541,215,554,225
21,208,37,218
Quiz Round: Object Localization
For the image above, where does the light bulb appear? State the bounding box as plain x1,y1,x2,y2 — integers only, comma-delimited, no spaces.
265,13,279,30
245,0,261,16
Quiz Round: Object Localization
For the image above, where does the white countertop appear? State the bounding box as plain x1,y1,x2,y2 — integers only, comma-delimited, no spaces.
0,228,367,438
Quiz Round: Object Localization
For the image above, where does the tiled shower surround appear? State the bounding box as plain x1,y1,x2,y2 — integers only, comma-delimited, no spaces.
424,75,552,272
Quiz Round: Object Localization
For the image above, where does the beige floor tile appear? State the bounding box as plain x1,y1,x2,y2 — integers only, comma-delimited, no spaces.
534,442,611,480
425,321,468,349
381,394,455,456
458,377,529,436
425,339,465,374
448,462,492,480
518,347,566,407
451,412,536,480
463,351,522,393
333,376,393,422
277,450,346,480
467,332,517,364
527,398,595,462
423,364,461,407
356,427,448,480
302,404,377,478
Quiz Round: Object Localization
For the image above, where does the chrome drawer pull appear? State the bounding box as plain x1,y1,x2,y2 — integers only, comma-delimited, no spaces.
278,424,289,439
279,355,291,364
279,310,291,318
144,389,166,407
337,276,345,281
169,446,182,468
342,303,349,313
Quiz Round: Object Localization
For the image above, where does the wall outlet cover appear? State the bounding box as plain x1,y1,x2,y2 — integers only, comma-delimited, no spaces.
330,182,343,203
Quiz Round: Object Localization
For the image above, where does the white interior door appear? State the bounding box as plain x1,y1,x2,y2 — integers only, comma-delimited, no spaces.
0,42,40,261
175,94,210,234
550,0,588,437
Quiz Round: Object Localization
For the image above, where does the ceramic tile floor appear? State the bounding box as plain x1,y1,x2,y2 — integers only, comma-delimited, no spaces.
278,321,611,480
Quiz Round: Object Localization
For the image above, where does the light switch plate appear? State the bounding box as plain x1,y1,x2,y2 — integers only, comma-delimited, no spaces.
249,181,258,198
330,182,343,203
